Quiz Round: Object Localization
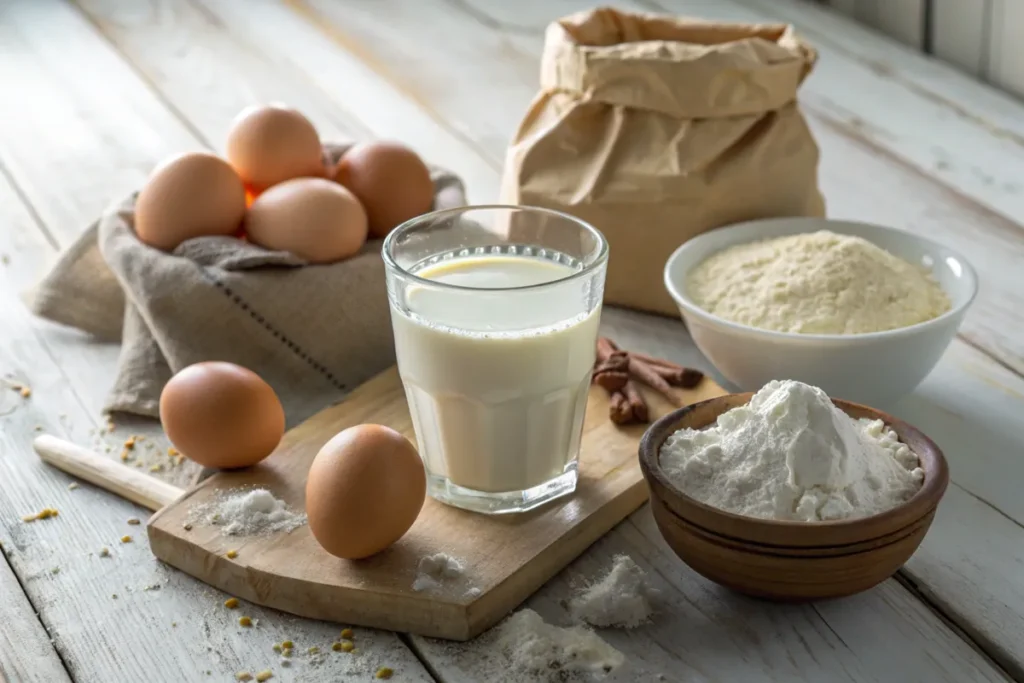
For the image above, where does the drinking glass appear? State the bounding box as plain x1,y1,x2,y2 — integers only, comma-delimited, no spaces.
383,205,608,514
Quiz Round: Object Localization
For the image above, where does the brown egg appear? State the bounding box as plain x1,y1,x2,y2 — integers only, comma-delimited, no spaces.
159,362,285,469
244,177,368,263
226,105,325,192
134,152,246,251
306,424,425,560
334,141,433,238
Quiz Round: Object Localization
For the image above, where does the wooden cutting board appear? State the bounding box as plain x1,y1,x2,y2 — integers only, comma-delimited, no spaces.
147,366,725,640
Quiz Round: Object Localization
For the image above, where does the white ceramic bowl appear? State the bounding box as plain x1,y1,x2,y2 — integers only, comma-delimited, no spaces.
664,217,977,407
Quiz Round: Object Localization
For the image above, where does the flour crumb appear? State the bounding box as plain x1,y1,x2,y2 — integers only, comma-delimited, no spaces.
412,553,465,592
493,609,623,680
190,489,306,536
571,555,656,628
660,380,924,521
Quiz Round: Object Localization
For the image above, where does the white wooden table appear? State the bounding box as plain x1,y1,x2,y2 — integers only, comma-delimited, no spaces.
2,1,1023,681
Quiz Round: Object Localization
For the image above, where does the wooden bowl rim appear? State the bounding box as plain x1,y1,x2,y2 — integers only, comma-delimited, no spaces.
638,392,950,548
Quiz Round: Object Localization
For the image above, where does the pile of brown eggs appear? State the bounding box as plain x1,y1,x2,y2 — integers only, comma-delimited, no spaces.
134,104,435,262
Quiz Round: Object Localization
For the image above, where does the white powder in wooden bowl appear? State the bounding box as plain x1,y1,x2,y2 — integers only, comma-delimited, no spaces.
660,380,924,522
687,230,951,334
570,555,656,628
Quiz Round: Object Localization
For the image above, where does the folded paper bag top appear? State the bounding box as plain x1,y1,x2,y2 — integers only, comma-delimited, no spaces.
29,143,467,426
502,8,825,316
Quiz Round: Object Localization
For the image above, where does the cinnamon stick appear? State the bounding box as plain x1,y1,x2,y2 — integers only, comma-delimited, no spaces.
608,391,633,424
596,337,619,363
593,370,628,392
622,380,648,423
627,357,679,404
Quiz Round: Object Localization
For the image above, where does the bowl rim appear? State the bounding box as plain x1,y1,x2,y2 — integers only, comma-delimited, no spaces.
638,392,951,548
663,217,978,344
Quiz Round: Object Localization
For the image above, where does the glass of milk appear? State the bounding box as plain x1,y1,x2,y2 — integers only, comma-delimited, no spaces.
383,205,608,514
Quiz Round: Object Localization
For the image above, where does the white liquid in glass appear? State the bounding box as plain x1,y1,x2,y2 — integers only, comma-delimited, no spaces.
391,254,599,494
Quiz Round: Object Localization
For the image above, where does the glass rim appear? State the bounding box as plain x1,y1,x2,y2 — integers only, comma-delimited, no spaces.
381,204,609,293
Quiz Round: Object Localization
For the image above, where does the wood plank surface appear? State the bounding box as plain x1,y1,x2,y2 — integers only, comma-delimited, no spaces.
412,511,1012,683
0,1,435,680
2,0,1024,681
0,552,71,683
72,0,497,203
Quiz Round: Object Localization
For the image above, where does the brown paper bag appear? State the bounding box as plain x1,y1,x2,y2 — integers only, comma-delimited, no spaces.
501,8,825,316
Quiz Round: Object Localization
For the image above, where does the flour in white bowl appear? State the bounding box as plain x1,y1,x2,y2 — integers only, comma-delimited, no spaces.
686,230,951,334
660,380,924,521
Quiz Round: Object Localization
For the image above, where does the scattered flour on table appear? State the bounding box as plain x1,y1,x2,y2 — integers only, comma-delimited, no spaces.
570,555,657,628
463,609,623,682
412,553,466,592
189,488,306,536
687,230,951,334
660,380,924,521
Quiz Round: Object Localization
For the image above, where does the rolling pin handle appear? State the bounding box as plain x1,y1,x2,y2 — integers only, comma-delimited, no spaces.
32,434,185,512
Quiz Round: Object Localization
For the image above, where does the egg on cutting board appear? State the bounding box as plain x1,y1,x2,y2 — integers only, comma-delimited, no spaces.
244,177,368,263
306,424,426,560
334,141,434,239
134,152,247,251
159,362,285,469
226,104,326,193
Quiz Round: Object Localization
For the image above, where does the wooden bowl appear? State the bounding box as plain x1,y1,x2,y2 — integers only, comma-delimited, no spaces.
638,393,950,601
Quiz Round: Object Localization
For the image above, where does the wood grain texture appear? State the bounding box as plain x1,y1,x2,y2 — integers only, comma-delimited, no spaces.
986,0,1024,99
932,0,991,77
0,2,434,680
412,511,1013,683
729,0,1024,233
72,0,498,203
0,553,71,683
149,367,725,640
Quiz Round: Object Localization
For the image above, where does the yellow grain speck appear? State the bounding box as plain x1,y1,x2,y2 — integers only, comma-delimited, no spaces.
255,671,272,682
123,436,136,450
67,482,79,490
133,461,143,468
281,640,293,649
331,642,343,651
127,518,140,526
235,673,252,682
272,643,282,653
19,385,31,398
99,547,110,557
120,535,132,543
238,616,252,627
22,508,58,523
225,549,238,559
375,667,394,679
340,628,354,640
224,597,239,609
307,646,319,655
120,451,131,462
168,447,179,456
338,640,354,652
281,648,292,658
149,463,163,472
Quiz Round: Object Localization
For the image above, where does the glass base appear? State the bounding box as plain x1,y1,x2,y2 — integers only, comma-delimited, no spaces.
426,463,578,515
